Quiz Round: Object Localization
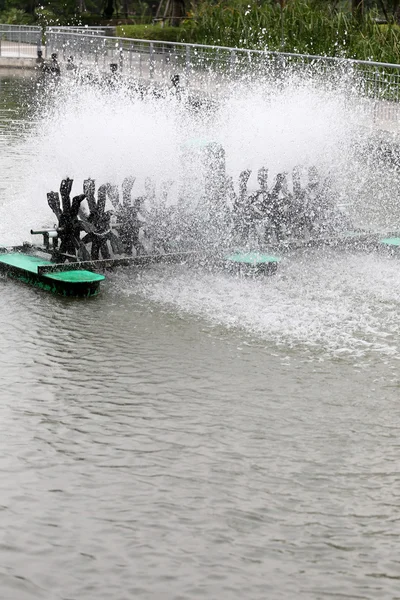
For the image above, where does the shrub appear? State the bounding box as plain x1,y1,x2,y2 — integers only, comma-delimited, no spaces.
116,23,186,42
0,8,35,24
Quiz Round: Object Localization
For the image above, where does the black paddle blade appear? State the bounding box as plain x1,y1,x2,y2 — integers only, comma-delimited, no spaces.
83,178,96,213
160,180,173,202
97,184,108,216
71,194,87,218
97,240,110,259
60,178,73,213
292,166,302,196
273,172,288,194
308,166,320,187
257,167,268,192
77,241,91,262
108,185,120,209
109,231,124,255
122,176,135,206
47,191,62,220
239,170,251,198
144,177,156,203
79,215,96,234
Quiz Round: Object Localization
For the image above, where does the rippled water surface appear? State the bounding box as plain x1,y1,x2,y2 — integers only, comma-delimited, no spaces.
1,72,400,600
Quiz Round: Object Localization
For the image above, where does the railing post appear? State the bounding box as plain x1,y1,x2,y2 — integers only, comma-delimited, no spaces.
230,49,236,77
149,42,154,79
185,45,190,74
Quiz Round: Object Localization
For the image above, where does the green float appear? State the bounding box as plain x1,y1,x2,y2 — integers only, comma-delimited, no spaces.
224,251,280,275
0,252,105,298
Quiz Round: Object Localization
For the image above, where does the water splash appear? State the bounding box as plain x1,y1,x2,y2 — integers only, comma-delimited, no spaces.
114,250,400,360
1,66,369,237
1,65,400,359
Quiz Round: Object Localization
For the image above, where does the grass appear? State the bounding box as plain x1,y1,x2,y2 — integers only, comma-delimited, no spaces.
116,24,187,42
180,0,400,64
3,0,400,64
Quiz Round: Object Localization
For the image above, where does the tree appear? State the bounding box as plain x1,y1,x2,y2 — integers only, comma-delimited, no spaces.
376,0,400,21
103,0,115,18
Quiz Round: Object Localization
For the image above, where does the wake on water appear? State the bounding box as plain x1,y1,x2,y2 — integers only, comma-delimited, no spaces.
2,65,400,360
110,250,400,361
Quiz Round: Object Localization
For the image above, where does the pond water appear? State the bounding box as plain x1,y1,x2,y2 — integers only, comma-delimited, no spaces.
1,71,400,600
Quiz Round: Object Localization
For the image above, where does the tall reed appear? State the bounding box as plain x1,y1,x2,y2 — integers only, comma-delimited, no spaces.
181,0,400,63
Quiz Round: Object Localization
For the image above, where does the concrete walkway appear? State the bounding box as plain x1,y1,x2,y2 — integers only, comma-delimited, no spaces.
0,40,39,60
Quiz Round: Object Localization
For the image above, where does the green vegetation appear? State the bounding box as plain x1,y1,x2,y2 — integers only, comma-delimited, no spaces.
116,23,186,41
0,0,154,25
183,0,400,63
0,7,35,23
110,0,400,62
2,0,400,63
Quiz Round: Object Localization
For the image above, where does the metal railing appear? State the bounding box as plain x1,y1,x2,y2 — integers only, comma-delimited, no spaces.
0,24,42,58
47,26,115,36
0,24,113,59
2,24,400,107
45,30,400,102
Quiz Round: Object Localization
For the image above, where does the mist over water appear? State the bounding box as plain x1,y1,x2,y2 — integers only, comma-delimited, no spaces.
112,250,400,362
1,69,364,225
2,67,400,360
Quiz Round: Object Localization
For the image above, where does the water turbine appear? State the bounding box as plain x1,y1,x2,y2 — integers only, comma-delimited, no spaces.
42,161,352,264
3,57,400,357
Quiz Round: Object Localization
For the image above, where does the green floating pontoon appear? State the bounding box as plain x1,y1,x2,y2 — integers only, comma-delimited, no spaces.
224,251,280,275
379,237,400,248
0,253,105,298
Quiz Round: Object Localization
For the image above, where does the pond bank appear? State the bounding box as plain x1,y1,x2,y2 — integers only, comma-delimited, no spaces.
0,57,36,69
